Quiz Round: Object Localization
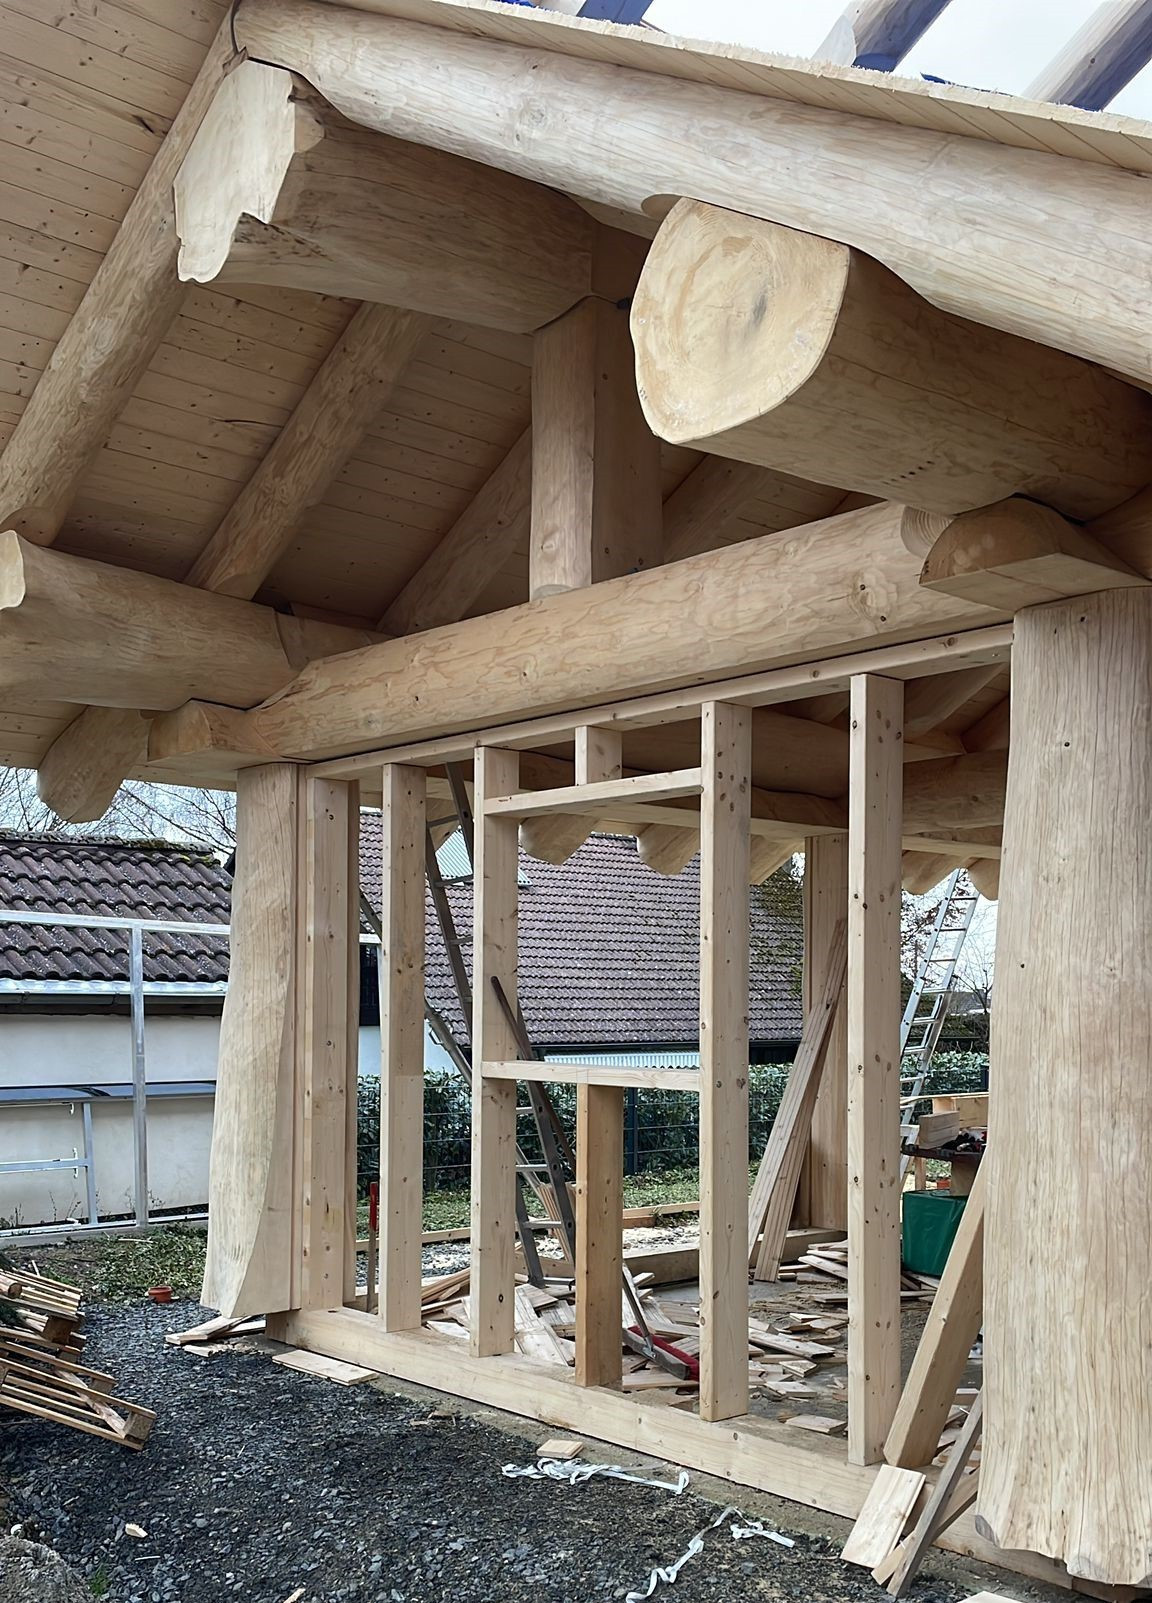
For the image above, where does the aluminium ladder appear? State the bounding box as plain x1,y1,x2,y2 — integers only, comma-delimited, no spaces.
899,869,980,1162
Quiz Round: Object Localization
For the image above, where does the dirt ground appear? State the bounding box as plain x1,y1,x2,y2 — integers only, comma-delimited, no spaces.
0,1297,1070,1603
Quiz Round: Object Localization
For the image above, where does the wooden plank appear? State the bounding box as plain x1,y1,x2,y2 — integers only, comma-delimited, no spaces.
750,919,848,1278
698,700,751,1422
847,673,904,1465
484,768,702,819
470,746,520,1358
378,763,427,1333
298,776,359,1311
482,1060,699,1091
880,1395,982,1595
797,833,850,1232
0,18,236,543
273,1348,377,1384
379,427,530,635
842,1463,927,1566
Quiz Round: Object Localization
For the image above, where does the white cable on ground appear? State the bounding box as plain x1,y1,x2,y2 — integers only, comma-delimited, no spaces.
502,1459,691,1495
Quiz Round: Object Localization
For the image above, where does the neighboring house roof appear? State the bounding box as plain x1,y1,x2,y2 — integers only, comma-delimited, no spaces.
0,834,230,986
358,820,804,1048
0,828,804,1044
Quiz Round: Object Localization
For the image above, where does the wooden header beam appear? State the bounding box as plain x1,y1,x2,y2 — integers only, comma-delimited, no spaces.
148,500,1001,765
236,0,1152,385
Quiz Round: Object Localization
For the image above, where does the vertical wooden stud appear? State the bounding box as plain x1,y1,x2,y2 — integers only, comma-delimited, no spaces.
470,745,521,1358
847,674,904,1465
378,762,427,1332
530,297,662,599
698,700,752,1423
574,726,624,1387
798,832,850,1230
298,776,359,1311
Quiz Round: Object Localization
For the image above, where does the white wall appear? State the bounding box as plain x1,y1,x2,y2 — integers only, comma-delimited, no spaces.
0,1013,386,1228
0,1012,220,1228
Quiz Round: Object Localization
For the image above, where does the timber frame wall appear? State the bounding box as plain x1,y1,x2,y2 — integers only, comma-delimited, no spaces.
253,625,1039,1586
8,0,1152,1594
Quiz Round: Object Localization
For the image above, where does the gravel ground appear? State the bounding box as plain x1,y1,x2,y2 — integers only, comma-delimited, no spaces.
0,1301,1061,1603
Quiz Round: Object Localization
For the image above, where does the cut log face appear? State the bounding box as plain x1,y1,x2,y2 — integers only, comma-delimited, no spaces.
176,61,597,333
632,201,1152,519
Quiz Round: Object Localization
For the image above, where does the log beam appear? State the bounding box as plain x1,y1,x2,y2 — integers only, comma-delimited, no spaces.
37,300,428,822
0,20,237,544
633,202,1152,519
175,61,601,333
0,534,378,711
1026,0,1152,109
816,0,953,70
170,500,995,764
235,0,1152,385
202,764,301,1319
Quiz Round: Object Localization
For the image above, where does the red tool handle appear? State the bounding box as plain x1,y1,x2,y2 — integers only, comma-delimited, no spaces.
368,1179,379,1233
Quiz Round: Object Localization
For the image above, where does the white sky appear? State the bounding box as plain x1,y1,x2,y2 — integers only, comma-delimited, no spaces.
647,0,1152,118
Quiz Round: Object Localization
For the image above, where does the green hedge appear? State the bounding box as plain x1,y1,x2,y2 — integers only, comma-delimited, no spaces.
355,1049,989,1196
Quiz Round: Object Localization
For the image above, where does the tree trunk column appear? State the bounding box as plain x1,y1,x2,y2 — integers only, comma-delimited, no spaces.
978,587,1152,1588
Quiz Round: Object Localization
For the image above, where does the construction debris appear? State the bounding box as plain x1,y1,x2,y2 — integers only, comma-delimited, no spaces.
0,1270,154,1450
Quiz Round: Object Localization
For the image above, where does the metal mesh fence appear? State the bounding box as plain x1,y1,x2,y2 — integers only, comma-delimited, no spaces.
354,1052,989,1198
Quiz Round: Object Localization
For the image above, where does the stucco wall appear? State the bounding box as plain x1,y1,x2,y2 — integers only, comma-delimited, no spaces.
0,1014,387,1228
0,1012,221,1228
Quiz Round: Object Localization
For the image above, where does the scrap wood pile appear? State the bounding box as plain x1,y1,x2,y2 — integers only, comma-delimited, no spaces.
0,1267,155,1449
418,1267,860,1416
164,1311,266,1355
774,1239,939,1301
841,1390,983,1597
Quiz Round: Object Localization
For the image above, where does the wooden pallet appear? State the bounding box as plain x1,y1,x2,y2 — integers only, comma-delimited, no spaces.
0,1337,155,1449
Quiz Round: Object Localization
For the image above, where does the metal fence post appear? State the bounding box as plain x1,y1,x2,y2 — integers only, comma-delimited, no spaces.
624,1086,639,1175
129,925,148,1229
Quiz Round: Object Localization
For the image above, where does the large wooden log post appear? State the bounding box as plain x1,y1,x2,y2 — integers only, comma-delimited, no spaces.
0,533,377,711
847,675,904,1465
531,297,662,597
378,763,427,1332
237,0,1152,385
632,202,1152,518
978,588,1152,1588
202,764,302,1320
698,701,752,1422
797,833,850,1232
175,61,600,333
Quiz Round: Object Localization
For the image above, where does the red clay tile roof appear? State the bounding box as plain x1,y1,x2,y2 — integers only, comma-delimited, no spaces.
0,833,230,985
0,828,804,1044
360,821,804,1048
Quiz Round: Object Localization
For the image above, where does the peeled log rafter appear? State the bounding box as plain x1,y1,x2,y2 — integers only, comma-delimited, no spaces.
816,0,953,70
236,0,1152,385
902,750,1006,833
175,60,597,333
636,823,698,876
0,533,377,710
965,857,1000,900
978,588,1152,1585
183,499,995,763
632,202,1152,519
